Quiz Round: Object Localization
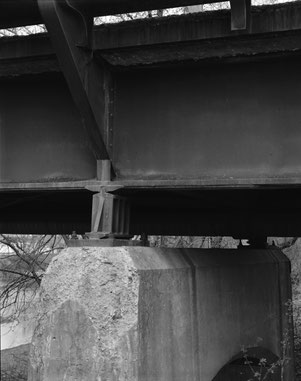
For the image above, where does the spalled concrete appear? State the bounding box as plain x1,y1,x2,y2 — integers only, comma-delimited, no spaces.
29,247,139,381
28,247,294,381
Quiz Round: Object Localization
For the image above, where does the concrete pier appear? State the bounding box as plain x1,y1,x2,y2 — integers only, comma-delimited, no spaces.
28,247,294,381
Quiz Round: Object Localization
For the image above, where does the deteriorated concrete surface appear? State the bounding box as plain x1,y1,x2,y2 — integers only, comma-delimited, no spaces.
28,247,294,381
28,247,139,381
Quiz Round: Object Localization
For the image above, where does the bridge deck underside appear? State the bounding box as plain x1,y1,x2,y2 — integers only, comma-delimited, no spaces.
1,188,301,236
1,3,301,235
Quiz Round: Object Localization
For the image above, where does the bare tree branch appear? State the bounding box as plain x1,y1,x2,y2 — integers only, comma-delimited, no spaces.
0,268,37,280
0,235,65,321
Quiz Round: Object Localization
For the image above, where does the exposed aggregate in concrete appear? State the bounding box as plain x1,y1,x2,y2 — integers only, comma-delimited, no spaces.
28,247,139,381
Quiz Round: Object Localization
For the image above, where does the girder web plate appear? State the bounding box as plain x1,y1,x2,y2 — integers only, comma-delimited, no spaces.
112,56,301,182
0,73,96,183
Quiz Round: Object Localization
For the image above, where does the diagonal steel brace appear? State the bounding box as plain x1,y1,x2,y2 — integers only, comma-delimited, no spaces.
37,0,110,161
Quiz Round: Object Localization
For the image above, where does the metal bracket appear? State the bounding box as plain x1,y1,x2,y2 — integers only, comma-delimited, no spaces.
97,159,112,181
88,188,131,239
230,0,251,31
37,0,111,161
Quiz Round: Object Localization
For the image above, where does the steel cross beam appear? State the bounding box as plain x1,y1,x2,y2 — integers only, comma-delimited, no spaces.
37,0,111,163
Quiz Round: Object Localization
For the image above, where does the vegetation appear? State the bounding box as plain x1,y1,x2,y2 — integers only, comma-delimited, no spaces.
0,235,65,323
